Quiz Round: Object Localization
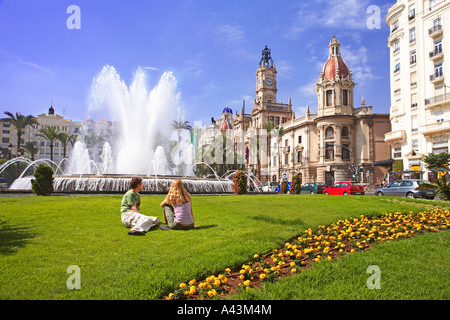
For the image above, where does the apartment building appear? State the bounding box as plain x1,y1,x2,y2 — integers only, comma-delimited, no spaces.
385,0,449,180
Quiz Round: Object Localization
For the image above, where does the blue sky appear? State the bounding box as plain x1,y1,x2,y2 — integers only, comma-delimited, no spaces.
0,0,395,125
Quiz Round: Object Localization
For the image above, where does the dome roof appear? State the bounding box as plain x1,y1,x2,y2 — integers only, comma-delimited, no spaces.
323,57,349,79
222,107,233,114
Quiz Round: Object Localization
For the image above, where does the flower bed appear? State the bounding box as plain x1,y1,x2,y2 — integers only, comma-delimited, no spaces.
166,208,450,300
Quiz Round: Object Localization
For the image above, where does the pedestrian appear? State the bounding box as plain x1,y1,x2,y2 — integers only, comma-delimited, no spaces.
120,177,159,236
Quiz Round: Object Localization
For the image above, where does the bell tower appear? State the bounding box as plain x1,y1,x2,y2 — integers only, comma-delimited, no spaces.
316,36,356,117
255,45,277,108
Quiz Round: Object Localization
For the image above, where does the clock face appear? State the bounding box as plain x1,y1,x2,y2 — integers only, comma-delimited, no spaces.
266,78,273,86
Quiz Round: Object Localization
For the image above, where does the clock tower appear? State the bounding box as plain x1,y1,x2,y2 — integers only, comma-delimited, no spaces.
255,45,278,108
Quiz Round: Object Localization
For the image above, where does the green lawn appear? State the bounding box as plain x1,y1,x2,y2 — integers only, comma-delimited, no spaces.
0,194,448,300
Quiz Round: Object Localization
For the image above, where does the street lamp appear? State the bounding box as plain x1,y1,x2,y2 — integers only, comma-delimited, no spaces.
8,143,12,160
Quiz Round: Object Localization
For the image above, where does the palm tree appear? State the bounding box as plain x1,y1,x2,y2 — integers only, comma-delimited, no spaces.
35,126,61,161
57,133,77,159
23,141,40,161
170,120,193,166
3,112,38,156
273,125,286,180
262,121,276,181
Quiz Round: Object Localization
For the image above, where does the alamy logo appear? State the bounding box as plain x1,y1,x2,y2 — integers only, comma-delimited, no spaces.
67,5,81,30
66,265,81,289
366,265,381,289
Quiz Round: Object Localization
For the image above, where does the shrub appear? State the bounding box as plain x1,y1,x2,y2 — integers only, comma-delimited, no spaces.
290,174,302,194
280,180,288,194
31,164,54,196
232,170,247,194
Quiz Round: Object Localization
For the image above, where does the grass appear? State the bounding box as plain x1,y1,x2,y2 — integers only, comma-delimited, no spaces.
0,194,449,300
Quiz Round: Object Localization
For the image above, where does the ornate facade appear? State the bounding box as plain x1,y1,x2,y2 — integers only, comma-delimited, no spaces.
205,37,392,188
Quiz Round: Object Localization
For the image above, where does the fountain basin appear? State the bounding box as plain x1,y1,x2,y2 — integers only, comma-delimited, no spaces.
9,175,233,194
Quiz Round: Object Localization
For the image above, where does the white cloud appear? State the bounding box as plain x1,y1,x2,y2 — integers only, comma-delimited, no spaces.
143,66,159,71
0,48,56,76
340,44,378,83
286,0,383,39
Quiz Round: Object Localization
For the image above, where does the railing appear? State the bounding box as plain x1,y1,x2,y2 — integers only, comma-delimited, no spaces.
429,24,442,35
429,48,443,58
430,71,444,81
425,93,450,106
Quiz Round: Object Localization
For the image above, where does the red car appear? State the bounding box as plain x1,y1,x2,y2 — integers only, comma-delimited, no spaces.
323,181,365,195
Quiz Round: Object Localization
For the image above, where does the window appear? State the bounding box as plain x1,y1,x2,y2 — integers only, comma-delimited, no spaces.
341,126,349,138
409,27,416,43
325,127,334,139
284,154,288,165
434,17,442,27
435,63,443,77
394,147,402,158
326,90,333,106
434,40,442,55
394,39,400,52
411,93,418,107
392,20,399,32
285,139,288,147
274,117,280,125
325,145,334,160
298,136,302,144
412,115,418,131
402,181,413,187
411,71,417,85
2,123,10,127
297,150,302,163
409,7,415,19
2,130,10,134
343,89,348,106
410,50,416,64
342,144,350,160
2,137,9,143
433,141,448,154
394,63,401,73
412,139,419,152
436,110,445,123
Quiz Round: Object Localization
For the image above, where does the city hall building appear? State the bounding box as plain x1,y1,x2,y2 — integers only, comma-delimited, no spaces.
203,37,392,188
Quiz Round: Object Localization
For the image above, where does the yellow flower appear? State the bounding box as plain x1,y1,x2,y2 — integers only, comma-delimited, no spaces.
351,249,355,253
290,262,296,267
239,274,245,280
179,283,187,288
189,279,196,285
327,256,332,261
291,268,297,273
168,293,174,300
189,286,196,294
243,280,251,287
214,279,221,287
225,268,231,273
253,254,259,259
260,273,266,280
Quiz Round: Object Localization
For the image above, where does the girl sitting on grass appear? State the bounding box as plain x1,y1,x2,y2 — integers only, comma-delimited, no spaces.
159,179,196,230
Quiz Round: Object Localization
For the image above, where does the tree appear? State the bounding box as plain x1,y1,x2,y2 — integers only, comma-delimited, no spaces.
57,133,77,159
35,126,61,161
290,174,302,194
273,125,286,180
232,170,247,194
422,152,450,170
262,121,276,182
23,141,40,161
3,112,38,156
417,152,450,200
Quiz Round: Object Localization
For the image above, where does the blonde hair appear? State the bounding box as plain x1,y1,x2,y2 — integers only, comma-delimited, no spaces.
167,179,191,206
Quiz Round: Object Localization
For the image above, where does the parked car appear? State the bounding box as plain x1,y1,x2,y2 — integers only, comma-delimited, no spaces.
374,179,436,199
275,181,291,193
262,181,280,192
323,181,365,195
301,182,328,194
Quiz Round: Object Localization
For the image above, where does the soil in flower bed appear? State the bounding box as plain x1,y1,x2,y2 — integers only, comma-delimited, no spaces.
166,209,450,300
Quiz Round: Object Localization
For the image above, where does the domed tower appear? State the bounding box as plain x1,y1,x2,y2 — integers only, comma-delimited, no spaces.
219,106,234,134
255,45,278,109
316,36,356,117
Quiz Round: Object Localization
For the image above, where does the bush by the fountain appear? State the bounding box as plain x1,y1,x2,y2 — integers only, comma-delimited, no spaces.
31,164,54,196
290,174,302,194
232,170,247,194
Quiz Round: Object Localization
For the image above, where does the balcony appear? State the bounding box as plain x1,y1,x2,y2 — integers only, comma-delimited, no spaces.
419,121,450,136
430,71,444,84
429,48,443,61
425,93,450,109
429,25,443,38
385,130,406,143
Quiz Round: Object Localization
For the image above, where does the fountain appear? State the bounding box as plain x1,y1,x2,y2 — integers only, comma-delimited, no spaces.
7,66,232,194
